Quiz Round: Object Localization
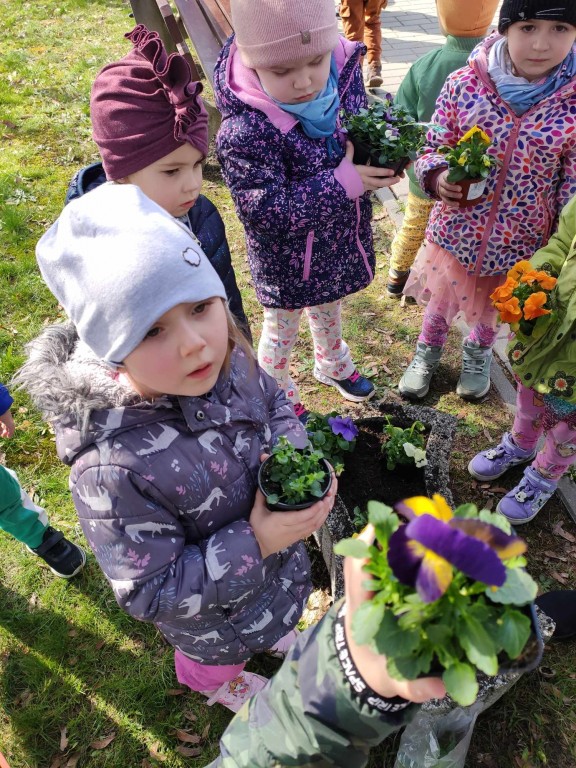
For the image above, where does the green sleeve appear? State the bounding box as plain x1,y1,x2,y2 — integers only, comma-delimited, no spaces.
208,601,415,767
529,195,576,274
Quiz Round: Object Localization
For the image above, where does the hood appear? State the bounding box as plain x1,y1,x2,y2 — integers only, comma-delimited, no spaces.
65,162,107,205
214,34,363,126
13,322,172,464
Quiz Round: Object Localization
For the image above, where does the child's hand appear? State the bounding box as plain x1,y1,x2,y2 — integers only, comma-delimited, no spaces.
345,141,402,192
343,524,446,703
0,408,15,438
250,471,337,560
436,170,463,207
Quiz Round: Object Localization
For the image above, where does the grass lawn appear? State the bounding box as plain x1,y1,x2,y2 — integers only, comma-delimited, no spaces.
1,1,576,766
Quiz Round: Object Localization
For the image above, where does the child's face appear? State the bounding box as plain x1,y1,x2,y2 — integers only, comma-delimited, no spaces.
124,143,204,218
122,299,230,399
506,19,576,82
255,51,332,104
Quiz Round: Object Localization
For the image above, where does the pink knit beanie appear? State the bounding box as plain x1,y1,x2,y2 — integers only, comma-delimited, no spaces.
231,0,339,69
91,25,209,180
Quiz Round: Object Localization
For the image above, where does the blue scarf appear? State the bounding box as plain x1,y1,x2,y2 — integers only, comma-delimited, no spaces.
488,38,576,116
271,55,340,155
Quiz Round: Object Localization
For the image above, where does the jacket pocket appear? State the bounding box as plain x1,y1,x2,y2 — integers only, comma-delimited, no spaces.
303,230,314,281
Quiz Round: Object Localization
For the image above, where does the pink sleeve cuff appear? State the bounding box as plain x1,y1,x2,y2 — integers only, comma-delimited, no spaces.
334,158,364,199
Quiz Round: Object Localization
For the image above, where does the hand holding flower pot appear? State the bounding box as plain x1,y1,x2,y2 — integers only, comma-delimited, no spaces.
437,126,497,207
334,494,542,707
341,97,427,173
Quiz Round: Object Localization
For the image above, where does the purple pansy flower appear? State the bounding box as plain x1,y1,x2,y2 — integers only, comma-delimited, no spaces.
327,416,358,442
387,494,527,603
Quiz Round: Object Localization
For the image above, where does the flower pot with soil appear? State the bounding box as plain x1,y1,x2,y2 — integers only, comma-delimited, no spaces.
334,495,543,706
341,97,426,173
437,125,497,208
258,436,332,512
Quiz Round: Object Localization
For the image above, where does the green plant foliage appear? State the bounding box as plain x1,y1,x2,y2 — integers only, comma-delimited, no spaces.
305,411,358,476
260,436,329,506
381,415,427,470
438,125,498,182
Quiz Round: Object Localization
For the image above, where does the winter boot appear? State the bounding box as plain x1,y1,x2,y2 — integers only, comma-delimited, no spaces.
365,62,383,88
496,466,557,525
468,432,537,481
456,340,492,400
398,342,442,399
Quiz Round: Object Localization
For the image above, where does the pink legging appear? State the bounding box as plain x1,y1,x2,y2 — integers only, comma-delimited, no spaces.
174,649,245,692
258,300,355,404
511,383,576,481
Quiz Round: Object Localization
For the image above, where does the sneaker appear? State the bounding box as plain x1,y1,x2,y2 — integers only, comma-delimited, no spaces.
456,340,492,400
266,628,300,659
496,466,557,525
293,402,310,424
386,268,410,298
398,342,442,399
26,526,86,578
468,432,537,481
313,368,375,403
202,672,268,713
365,63,383,88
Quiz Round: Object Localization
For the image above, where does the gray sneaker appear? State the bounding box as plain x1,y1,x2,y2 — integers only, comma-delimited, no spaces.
398,342,442,399
456,340,492,400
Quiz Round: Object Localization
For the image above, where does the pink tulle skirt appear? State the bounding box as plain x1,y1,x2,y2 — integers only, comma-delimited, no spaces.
404,241,505,327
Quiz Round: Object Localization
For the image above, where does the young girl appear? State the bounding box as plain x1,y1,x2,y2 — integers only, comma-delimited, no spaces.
213,0,402,418
398,0,576,401
71,24,251,340
468,193,576,525
16,183,336,712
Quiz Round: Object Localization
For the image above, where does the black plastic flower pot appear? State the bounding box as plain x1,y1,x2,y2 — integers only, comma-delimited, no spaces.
349,137,410,174
258,455,332,512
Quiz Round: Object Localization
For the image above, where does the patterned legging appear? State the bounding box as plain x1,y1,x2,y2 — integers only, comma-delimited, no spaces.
258,300,355,404
512,383,576,481
389,192,435,273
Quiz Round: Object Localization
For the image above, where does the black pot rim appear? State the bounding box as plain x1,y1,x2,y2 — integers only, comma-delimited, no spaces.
258,455,332,511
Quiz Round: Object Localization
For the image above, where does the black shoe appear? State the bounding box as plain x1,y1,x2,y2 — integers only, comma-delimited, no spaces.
27,526,86,578
386,268,410,298
535,590,576,640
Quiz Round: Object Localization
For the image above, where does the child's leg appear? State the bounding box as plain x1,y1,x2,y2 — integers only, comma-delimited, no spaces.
457,310,499,401
511,384,546,451
387,193,434,298
258,306,304,405
308,301,375,402
363,0,387,66
533,419,576,481
398,307,450,399
0,465,49,548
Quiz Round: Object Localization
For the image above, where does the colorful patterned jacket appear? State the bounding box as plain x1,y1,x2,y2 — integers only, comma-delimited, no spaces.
17,324,311,664
214,36,374,310
415,33,576,276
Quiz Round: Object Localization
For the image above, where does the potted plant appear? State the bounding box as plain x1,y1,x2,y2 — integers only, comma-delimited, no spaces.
306,411,358,476
491,259,558,343
334,495,543,707
341,97,427,174
258,436,332,511
381,415,427,471
437,125,497,207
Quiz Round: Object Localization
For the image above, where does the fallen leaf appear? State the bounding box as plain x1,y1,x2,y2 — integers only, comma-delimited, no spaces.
150,742,168,761
490,486,509,494
95,639,106,650
183,711,198,722
65,754,81,768
551,571,569,585
60,726,68,751
174,729,200,744
14,689,33,708
483,429,492,441
49,757,63,768
90,732,116,749
553,522,576,543
176,746,202,757
482,497,494,510
166,688,187,696
543,550,568,561
201,723,211,739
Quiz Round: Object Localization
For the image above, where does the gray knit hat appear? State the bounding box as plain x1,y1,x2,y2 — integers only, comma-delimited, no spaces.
36,183,226,364
499,1,576,32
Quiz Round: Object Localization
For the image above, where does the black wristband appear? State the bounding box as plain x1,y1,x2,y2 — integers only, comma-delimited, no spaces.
334,602,412,715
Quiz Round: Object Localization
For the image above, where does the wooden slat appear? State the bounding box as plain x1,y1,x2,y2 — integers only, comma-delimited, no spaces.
157,0,202,80
174,0,232,85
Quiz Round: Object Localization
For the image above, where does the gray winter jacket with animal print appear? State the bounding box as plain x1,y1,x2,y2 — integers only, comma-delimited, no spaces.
15,324,311,663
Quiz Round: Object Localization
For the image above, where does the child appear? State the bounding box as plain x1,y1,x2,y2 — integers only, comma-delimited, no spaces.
214,0,403,418
71,25,251,341
0,382,85,578
468,193,576,524
339,0,388,87
386,0,499,298
398,0,576,401
16,183,336,712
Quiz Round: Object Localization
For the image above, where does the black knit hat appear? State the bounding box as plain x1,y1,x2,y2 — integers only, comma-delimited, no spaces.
499,1,576,33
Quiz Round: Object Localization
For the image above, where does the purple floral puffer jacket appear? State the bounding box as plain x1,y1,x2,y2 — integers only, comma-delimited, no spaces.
17,324,311,665
214,36,374,309
415,33,576,276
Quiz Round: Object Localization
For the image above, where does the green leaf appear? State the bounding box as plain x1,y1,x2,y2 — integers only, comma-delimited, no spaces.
488,568,538,606
388,653,432,681
351,600,385,645
333,537,370,558
373,610,421,657
494,609,532,658
452,503,478,518
443,663,479,707
458,614,498,676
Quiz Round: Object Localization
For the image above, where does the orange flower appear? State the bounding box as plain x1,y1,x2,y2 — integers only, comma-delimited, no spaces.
508,261,533,281
495,296,522,323
532,271,557,290
523,292,551,320
490,277,517,303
